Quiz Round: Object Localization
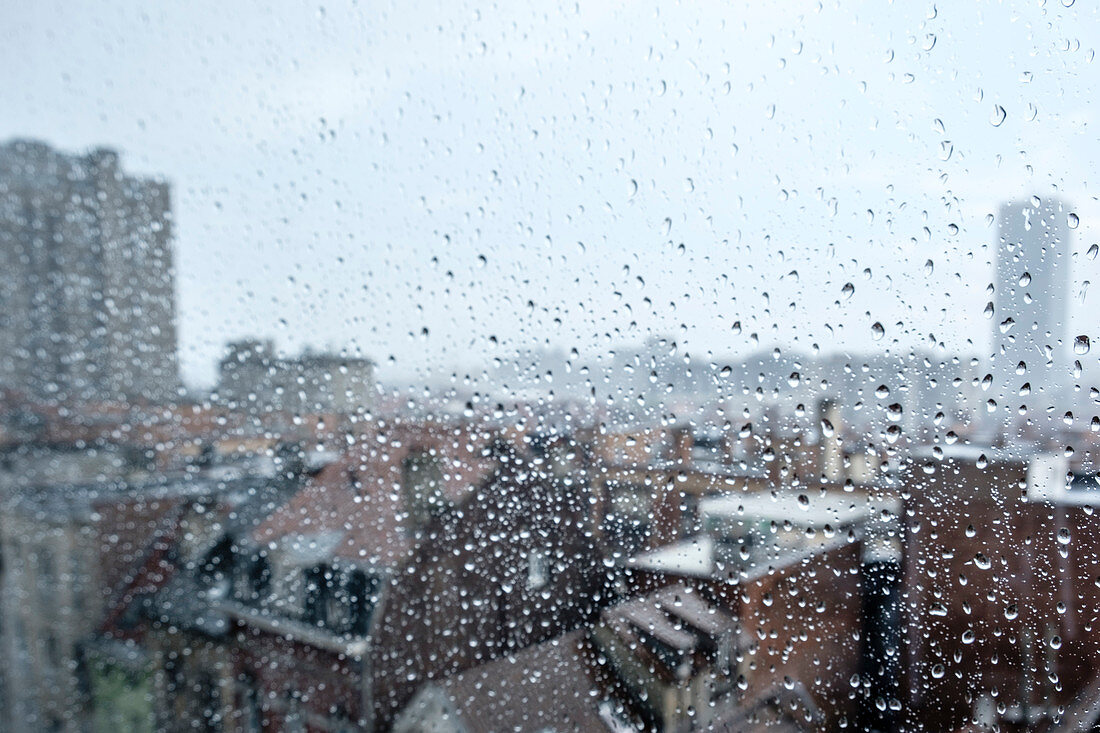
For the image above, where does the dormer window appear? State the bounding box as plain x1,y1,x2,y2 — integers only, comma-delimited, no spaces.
284,563,381,634
231,551,270,604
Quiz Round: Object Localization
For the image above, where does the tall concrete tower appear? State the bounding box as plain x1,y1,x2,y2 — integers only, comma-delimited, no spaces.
991,197,1072,426
0,139,181,403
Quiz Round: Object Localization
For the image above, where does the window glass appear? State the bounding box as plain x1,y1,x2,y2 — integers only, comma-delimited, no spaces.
1,2,1098,731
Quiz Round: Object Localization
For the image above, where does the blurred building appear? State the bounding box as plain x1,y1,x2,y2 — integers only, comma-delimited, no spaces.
0,437,308,733
618,504,870,730
991,197,1072,424
902,446,1100,731
394,583,825,733
136,420,609,731
0,139,180,404
215,339,375,415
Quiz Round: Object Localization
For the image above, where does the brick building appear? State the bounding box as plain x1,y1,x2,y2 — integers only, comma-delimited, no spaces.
901,446,1100,731
145,417,612,731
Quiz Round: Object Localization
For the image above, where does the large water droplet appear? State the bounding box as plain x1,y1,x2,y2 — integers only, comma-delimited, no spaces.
1074,335,1090,355
990,105,1007,127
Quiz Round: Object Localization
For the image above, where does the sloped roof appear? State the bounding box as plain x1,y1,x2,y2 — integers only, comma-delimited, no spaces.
422,631,613,733
251,419,499,567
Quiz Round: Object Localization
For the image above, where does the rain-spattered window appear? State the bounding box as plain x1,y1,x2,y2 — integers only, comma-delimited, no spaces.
1,2,1098,732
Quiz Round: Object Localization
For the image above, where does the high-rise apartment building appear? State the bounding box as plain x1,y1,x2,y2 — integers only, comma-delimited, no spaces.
0,139,180,403
991,197,1072,420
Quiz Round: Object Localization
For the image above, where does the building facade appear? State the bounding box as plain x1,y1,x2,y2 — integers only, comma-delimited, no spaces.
216,339,374,415
991,197,1072,423
0,139,180,403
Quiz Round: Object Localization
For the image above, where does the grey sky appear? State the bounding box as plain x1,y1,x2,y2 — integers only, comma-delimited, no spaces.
2,0,1097,388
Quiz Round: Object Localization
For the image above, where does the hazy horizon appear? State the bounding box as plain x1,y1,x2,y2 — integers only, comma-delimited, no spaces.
4,0,1098,390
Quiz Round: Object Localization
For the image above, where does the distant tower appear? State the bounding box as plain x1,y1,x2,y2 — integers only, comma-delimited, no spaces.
991,197,1071,422
0,139,181,403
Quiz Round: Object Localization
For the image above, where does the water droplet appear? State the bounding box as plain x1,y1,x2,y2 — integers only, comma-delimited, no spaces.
886,403,903,422
875,384,890,399
974,553,992,570
1004,604,1019,621
841,282,855,299
990,105,1007,127
871,322,885,340
1088,244,1099,260
931,664,945,679
1074,335,1090,355
1069,212,1080,229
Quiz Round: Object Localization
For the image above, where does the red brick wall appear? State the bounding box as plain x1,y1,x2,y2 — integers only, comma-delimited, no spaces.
902,457,1100,730
624,539,864,728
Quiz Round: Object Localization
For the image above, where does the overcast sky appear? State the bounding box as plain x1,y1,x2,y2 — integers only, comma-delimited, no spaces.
2,0,1098,389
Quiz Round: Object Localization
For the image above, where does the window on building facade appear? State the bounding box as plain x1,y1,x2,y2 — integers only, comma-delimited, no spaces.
526,549,549,591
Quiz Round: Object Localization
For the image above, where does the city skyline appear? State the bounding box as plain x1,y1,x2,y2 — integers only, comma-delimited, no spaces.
3,1,1098,388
